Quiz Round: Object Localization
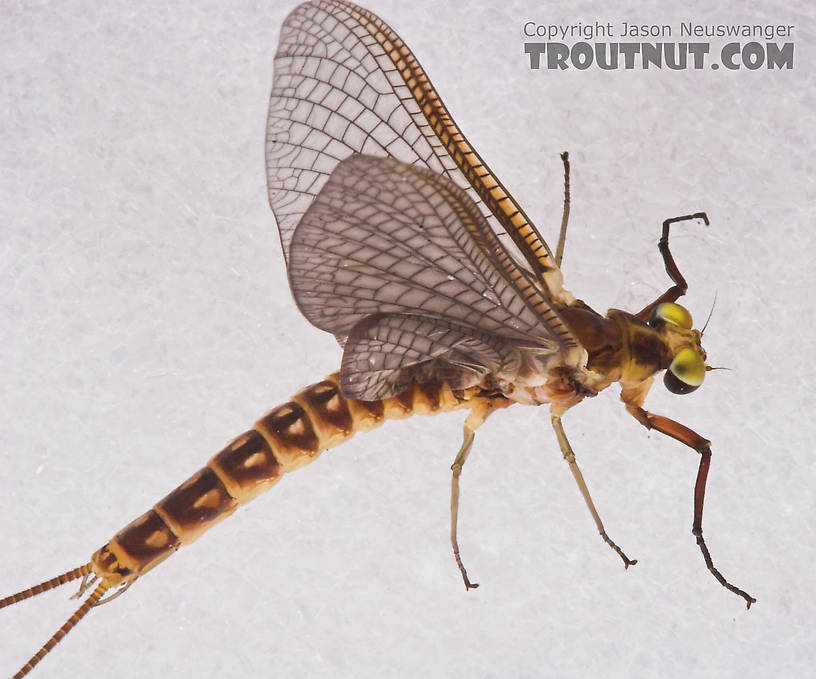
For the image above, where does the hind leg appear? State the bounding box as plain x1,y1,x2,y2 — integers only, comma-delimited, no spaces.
449,396,512,590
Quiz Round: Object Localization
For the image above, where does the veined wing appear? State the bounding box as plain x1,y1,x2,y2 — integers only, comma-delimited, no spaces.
289,155,575,400
267,0,579,352
339,312,524,401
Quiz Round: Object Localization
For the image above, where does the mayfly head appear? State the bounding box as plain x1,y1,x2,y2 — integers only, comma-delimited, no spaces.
648,302,707,395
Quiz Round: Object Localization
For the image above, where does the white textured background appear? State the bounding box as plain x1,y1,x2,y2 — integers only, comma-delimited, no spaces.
1,1,814,678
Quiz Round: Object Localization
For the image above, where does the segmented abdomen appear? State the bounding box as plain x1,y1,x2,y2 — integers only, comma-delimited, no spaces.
90,372,480,587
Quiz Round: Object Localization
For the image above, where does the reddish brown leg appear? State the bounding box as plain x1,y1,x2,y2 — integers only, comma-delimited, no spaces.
636,212,709,322
626,404,755,608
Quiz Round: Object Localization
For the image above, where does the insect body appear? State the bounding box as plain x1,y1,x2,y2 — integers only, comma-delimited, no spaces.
2,1,754,676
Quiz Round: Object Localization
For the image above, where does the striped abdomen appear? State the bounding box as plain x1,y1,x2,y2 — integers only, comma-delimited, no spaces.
90,372,483,588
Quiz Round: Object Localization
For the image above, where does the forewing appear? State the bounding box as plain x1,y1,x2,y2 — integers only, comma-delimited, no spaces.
289,154,564,353
267,0,574,319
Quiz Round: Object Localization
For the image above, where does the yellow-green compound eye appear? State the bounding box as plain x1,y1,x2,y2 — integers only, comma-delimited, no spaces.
648,302,693,329
664,347,706,394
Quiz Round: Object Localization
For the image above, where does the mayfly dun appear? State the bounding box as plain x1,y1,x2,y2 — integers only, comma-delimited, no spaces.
2,0,755,675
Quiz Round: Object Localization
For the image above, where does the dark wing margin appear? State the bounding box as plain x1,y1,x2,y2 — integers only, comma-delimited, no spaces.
267,0,578,351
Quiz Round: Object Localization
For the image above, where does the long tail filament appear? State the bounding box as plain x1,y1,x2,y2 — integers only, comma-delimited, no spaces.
3,564,111,679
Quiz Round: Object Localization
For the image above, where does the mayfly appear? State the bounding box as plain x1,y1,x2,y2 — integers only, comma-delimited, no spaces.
2,0,755,675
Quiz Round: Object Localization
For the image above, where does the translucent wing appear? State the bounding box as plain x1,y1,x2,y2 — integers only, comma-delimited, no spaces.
267,0,577,346
289,154,570,399
340,313,523,401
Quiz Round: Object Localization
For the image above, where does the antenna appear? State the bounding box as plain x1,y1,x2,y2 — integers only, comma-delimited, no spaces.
700,291,718,336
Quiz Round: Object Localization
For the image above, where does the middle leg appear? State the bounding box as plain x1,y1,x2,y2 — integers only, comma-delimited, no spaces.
551,413,637,568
